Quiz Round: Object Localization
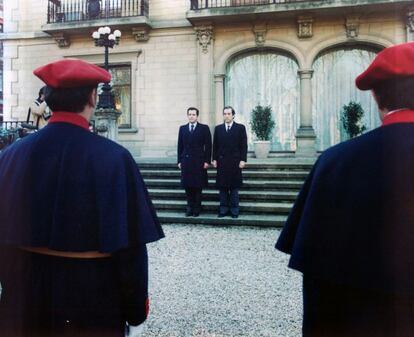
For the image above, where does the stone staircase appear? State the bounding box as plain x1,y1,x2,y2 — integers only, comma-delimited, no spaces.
137,159,315,227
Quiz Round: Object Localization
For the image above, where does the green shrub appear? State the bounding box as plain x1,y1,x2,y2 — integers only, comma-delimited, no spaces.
250,105,275,141
341,101,366,139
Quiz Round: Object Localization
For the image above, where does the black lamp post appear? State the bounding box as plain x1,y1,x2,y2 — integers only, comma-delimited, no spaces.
92,26,122,110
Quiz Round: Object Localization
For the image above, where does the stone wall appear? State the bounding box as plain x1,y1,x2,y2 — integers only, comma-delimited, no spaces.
1,0,412,158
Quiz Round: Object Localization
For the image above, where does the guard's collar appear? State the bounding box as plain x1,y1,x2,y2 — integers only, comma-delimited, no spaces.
48,111,90,130
382,109,414,126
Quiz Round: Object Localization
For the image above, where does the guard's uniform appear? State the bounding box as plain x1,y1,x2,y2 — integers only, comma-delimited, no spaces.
276,42,414,337
0,60,164,337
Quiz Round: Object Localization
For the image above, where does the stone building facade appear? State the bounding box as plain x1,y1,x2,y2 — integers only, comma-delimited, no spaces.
1,0,413,158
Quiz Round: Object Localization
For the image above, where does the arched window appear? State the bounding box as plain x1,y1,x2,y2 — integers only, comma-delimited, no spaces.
312,47,380,151
225,51,299,151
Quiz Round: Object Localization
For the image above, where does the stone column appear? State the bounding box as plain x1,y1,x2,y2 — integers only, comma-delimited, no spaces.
195,25,214,127
296,69,316,157
94,108,121,141
407,8,414,41
214,74,225,125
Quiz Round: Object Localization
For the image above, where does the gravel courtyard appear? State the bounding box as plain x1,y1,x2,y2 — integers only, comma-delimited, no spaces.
144,224,302,337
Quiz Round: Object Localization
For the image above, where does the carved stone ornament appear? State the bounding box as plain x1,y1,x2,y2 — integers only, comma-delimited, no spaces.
96,123,108,133
345,15,360,39
297,16,313,39
252,23,267,47
53,33,70,48
408,8,414,33
195,26,214,53
132,27,150,42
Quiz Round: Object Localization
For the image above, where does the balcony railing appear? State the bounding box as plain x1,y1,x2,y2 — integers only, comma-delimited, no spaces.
47,0,149,24
0,121,33,130
190,0,316,9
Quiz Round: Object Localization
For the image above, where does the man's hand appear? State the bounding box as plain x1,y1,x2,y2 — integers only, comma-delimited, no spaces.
126,324,144,337
203,162,209,169
178,163,181,169
212,160,217,168
239,161,246,169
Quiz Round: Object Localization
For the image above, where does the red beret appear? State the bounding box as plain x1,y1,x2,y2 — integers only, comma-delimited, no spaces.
356,42,414,90
33,59,111,89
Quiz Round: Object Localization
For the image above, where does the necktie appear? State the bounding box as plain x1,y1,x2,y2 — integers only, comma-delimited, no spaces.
190,124,194,133
227,125,230,132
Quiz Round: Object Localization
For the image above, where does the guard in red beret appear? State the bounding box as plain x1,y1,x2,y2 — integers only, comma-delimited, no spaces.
276,42,414,336
0,58,164,337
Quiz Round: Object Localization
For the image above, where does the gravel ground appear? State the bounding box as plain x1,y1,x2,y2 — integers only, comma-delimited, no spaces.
143,224,302,337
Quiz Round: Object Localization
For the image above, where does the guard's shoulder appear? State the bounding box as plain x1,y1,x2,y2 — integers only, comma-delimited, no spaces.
89,133,131,158
319,127,381,165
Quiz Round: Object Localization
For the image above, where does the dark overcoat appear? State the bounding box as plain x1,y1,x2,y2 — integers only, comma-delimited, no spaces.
276,115,414,335
177,123,212,188
0,120,164,336
213,122,247,188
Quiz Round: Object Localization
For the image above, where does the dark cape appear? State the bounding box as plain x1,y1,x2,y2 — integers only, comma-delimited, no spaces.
276,122,414,336
177,123,212,188
213,122,247,188
0,122,164,252
276,123,414,293
0,121,164,337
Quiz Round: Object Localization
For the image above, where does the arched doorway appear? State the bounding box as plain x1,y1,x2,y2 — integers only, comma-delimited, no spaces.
225,51,299,151
312,46,381,151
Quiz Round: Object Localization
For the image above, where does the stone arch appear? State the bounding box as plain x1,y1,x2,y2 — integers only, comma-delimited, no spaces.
213,40,305,130
214,40,305,76
220,45,301,151
306,35,393,69
309,36,390,150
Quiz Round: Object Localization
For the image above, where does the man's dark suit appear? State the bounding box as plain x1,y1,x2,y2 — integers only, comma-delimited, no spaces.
213,122,248,216
177,122,212,215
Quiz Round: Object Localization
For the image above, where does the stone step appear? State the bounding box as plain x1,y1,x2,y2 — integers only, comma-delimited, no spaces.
140,169,309,180
138,162,313,171
153,200,292,214
148,188,298,202
145,179,303,190
156,211,287,227
139,159,312,227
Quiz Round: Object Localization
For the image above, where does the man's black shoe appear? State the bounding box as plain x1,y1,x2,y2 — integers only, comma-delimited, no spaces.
231,214,238,219
218,213,226,218
186,211,193,217
193,213,200,217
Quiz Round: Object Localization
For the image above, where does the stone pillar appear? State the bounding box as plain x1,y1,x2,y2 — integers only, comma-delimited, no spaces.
407,8,414,41
195,25,214,127
296,69,316,157
214,74,225,125
94,108,121,141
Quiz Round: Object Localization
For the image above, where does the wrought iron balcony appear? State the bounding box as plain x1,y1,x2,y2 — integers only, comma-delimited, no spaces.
47,0,149,24
190,0,312,10
187,0,413,24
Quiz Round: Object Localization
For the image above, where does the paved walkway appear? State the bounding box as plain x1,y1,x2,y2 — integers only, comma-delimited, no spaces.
144,224,302,337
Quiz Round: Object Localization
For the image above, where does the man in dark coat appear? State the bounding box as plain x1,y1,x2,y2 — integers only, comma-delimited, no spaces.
212,106,248,218
276,42,414,336
0,59,164,337
177,107,212,217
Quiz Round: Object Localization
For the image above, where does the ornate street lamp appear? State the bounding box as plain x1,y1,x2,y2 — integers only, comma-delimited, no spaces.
91,26,122,109
91,26,122,140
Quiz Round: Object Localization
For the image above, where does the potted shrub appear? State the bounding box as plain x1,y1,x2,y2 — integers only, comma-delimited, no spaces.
250,105,275,159
340,101,366,139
